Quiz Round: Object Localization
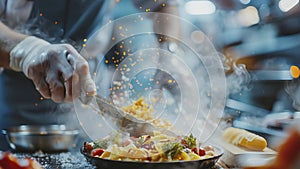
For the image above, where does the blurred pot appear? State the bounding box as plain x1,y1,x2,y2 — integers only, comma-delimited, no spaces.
1,124,79,152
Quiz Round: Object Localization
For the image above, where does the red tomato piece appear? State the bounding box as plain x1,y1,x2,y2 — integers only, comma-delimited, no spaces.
199,148,206,156
192,147,198,154
91,148,105,157
83,142,93,152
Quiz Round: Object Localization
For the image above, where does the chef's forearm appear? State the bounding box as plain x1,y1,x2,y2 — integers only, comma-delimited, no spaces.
0,21,27,68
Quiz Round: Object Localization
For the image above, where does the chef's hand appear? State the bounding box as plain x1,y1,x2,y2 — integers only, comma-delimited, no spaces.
9,36,96,103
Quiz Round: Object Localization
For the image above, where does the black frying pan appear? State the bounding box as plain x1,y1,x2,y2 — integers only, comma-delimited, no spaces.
80,145,223,169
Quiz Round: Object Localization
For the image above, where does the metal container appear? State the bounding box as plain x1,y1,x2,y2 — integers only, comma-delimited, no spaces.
1,125,79,152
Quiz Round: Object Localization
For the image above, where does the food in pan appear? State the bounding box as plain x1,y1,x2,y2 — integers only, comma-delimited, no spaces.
83,132,215,162
223,127,267,151
82,97,219,164
121,97,172,129
0,151,43,169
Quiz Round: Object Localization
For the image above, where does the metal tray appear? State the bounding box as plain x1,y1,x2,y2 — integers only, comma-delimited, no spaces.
80,145,223,169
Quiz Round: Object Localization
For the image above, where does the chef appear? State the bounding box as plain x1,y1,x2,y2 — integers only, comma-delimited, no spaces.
0,0,106,150
0,0,180,150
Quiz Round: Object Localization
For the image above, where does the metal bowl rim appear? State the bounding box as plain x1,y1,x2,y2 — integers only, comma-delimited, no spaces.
2,124,79,133
1,125,79,137
3,130,79,136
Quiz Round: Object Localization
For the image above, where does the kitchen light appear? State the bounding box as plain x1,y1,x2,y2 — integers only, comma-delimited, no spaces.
185,1,216,15
279,0,299,12
236,6,260,27
240,0,251,5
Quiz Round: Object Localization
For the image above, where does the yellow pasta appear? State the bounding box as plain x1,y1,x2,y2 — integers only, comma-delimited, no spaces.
83,98,215,162
84,132,215,162
121,98,172,129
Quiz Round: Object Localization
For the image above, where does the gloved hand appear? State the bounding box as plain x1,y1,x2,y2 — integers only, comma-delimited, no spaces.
10,36,96,103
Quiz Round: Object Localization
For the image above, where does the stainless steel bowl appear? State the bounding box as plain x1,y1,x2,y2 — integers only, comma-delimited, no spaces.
1,125,79,152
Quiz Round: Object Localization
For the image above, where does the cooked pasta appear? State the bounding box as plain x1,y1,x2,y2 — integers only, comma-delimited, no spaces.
121,98,172,129
83,98,215,162
83,132,215,162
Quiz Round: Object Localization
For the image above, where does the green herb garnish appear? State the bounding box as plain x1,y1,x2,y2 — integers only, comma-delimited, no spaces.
182,134,197,149
93,139,109,149
162,142,183,160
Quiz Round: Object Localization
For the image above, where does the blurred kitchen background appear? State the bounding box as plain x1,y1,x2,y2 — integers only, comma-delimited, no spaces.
108,0,300,149
186,0,300,149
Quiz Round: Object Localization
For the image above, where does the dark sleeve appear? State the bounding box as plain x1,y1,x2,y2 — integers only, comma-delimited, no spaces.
28,0,105,44
0,0,7,19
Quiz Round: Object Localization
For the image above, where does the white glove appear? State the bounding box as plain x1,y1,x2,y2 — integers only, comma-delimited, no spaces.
10,36,96,103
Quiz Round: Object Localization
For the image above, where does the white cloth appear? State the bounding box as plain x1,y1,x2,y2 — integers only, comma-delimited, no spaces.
10,36,50,73
10,36,96,102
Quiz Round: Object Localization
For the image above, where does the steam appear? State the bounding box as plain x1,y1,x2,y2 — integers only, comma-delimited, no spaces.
75,12,229,144
285,79,300,111
215,52,251,96
55,103,78,127
226,62,251,95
